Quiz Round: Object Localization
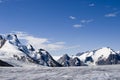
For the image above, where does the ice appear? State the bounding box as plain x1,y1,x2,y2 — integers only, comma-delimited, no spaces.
0,65,120,80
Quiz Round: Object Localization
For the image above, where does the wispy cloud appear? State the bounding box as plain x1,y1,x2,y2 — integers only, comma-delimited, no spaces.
105,5,118,11
80,19,93,23
69,16,76,20
89,3,95,7
105,12,119,17
73,19,93,28
13,31,65,51
73,24,83,28
11,31,82,55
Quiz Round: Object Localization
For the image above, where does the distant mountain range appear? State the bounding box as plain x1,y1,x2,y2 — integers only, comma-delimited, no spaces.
0,34,120,67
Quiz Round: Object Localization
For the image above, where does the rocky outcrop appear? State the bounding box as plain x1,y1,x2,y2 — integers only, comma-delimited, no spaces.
96,54,120,65
57,54,83,66
0,60,13,67
0,35,6,48
35,49,62,67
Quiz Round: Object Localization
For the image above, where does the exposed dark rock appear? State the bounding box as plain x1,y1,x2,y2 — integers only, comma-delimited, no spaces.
85,56,94,63
0,60,13,67
57,54,84,66
36,49,62,67
76,52,84,56
69,57,81,66
7,34,21,46
27,44,35,51
57,54,71,67
0,35,6,48
96,54,120,65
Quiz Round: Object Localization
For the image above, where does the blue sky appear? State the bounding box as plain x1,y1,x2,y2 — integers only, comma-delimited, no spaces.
0,0,120,56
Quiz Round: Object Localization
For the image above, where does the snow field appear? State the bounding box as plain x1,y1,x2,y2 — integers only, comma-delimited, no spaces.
0,65,120,80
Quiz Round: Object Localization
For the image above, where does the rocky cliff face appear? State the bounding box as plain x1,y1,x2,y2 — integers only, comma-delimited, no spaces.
0,35,6,48
57,54,83,66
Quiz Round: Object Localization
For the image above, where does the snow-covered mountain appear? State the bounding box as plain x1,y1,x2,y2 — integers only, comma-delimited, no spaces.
77,47,120,65
57,54,83,66
33,49,62,67
1,33,120,67
0,34,61,67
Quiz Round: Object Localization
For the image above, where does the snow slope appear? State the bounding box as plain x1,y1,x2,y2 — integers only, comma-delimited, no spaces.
0,34,61,67
78,47,119,65
0,34,33,67
0,40,27,58
0,65,120,80
52,56,62,61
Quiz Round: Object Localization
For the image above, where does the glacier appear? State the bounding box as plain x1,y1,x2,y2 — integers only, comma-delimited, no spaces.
0,65,120,80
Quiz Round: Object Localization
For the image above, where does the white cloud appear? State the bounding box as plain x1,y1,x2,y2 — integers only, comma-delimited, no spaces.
13,31,65,51
73,19,93,28
89,3,95,7
73,24,83,28
11,31,82,56
69,16,76,20
80,19,93,23
105,12,119,17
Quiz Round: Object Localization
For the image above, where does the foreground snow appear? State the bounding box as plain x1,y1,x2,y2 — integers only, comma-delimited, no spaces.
0,65,120,80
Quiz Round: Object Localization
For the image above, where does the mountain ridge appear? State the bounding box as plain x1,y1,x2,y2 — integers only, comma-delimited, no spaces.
0,34,62,67
0,33,120,67
76,47,120,65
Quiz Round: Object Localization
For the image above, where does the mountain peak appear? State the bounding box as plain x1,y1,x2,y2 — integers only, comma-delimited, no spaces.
6,34,21,46
27,44,35,51
0,35,4,39
57,54,83,66
61,54,71,61
78,47,118,65
0,35,6,48
100,47,111,50
0,34,61,67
